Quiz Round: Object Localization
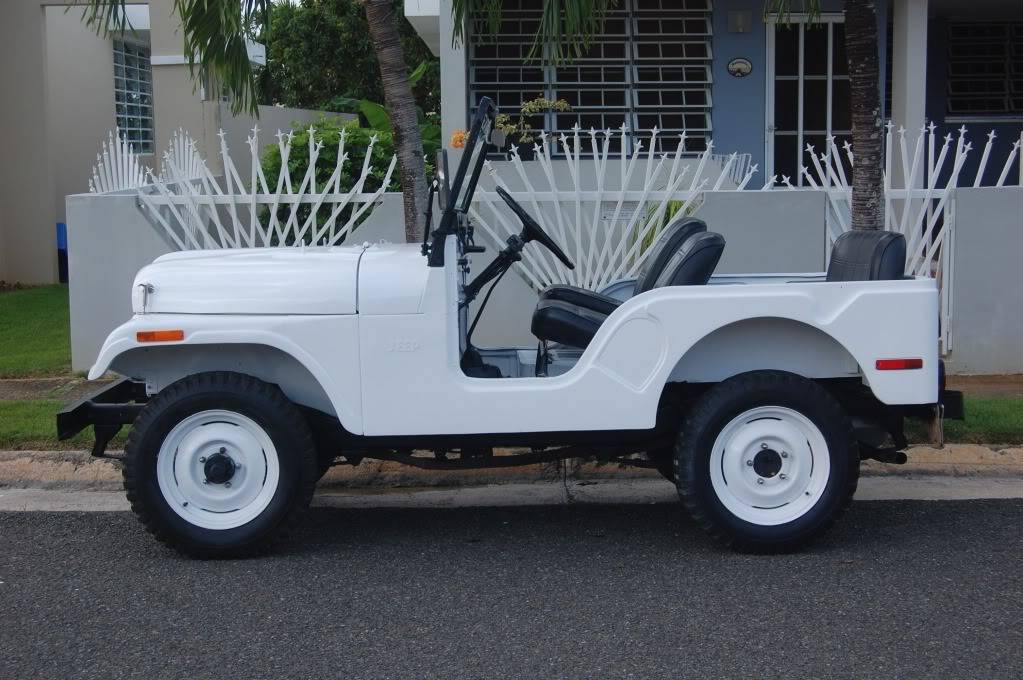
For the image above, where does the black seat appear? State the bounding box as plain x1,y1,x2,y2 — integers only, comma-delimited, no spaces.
532,230,725,349
826,230,906,282
538,216,708,315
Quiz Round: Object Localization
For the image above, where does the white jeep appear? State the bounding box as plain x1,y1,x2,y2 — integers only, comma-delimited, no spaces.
59,99,962,556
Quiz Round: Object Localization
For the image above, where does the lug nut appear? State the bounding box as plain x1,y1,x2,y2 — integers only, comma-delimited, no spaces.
202,480,208,485
219,447,227,454
225,482,232,488
760,443,768,449
781,451,788,458
780,473,788,480
199,456,206,463
746,460,753,466
756,478,764,485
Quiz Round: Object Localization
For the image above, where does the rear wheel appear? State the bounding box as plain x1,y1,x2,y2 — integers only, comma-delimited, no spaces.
675,371,857,552
123,372,317,558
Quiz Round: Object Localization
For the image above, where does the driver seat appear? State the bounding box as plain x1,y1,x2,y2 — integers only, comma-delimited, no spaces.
538,216,708,315
531,226,725,349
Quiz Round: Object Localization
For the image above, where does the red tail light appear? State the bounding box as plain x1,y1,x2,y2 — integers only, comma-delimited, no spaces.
875,358,923,370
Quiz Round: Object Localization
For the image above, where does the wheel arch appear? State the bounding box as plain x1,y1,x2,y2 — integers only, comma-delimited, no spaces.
105,343,352,429
666,316,862,387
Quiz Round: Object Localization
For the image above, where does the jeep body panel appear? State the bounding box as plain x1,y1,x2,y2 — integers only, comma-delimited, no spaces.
132,246,365,315
91,236,939,438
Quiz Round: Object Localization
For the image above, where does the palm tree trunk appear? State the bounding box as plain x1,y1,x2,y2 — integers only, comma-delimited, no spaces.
844,0,885,230
362,0,428,242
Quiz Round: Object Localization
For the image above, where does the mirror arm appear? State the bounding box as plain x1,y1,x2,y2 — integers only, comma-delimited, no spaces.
422,181,438,256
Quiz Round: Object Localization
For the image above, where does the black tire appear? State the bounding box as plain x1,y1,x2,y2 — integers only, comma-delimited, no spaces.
123,372,318,558
675,370,858,553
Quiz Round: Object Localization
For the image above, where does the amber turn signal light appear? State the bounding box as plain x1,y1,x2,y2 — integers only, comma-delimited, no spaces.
136,330,185,343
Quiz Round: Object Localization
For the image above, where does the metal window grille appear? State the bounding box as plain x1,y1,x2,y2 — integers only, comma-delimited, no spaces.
946,21,1023,118
113,39,155,154
468,0,713,156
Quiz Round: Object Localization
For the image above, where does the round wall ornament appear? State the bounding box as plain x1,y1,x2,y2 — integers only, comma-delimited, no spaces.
727,58,753,78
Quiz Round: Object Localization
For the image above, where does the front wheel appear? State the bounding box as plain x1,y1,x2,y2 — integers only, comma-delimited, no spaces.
675,371,858,552
123,372,317,558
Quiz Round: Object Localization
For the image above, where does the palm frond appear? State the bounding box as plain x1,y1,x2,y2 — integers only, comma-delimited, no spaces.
763,0,822,24
453,0,618,65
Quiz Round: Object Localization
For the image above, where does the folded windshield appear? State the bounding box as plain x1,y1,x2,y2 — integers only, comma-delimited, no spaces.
429,97,496,266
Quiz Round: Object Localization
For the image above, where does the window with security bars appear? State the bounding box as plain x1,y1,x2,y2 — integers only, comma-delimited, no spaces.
113,39,155,153
468,0,713,155
946,21,1023,119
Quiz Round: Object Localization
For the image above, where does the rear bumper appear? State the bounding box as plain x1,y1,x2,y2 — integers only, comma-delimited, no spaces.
56,379,148,456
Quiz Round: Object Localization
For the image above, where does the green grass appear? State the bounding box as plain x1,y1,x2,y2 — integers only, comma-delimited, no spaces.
0,285,71,377
0,400,126,450
938,396,1023,445
0,396,1020,452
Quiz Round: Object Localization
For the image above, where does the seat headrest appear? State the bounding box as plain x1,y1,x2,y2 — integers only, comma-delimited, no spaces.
826,230,906,282
651,231,726,288
635,216,707,294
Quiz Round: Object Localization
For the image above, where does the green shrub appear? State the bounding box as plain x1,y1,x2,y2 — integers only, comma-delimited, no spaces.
259,116,435,243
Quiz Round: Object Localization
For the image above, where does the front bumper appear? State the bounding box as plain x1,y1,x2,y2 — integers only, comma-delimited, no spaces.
56,379,149,457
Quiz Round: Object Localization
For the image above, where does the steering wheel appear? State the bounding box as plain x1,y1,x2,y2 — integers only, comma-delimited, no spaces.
495,186,575,270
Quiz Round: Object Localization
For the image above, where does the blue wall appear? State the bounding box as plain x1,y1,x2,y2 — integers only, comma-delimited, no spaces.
710,0,769,175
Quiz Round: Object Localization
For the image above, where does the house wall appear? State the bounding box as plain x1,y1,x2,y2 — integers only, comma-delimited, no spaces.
709,0,769,172
148,0,225,176
0,0,56,284
44,8,154,231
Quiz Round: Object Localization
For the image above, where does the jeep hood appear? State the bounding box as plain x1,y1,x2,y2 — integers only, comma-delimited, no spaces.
133,246,366,315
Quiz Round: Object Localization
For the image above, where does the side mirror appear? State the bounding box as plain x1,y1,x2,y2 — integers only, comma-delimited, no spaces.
489,129,507,147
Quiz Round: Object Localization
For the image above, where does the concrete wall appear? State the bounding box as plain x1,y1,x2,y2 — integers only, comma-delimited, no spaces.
697,190,827,274
946,187,1023,375
44,8,153,229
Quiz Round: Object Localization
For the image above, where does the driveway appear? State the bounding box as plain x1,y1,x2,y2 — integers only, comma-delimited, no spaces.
1,499,1022,679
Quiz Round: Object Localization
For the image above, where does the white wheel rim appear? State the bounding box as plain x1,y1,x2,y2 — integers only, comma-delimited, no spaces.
709,406,830,526
157,410,280,530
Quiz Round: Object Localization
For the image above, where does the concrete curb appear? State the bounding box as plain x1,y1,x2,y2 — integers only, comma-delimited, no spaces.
3,476,1023,512
1,444,1022,491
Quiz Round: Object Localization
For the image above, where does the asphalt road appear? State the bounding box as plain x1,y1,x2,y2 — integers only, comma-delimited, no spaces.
2,500,1022,679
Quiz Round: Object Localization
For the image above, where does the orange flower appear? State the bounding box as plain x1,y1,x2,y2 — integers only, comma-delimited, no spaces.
450,129,467,149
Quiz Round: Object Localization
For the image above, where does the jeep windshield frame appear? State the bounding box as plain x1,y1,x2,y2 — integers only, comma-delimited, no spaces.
428,97,496,267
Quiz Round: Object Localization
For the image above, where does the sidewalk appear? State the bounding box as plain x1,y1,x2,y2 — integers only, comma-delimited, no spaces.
2,443,1022,492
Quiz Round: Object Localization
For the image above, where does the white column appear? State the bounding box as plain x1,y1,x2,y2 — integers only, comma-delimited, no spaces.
439,0,467,148
890,0,929,132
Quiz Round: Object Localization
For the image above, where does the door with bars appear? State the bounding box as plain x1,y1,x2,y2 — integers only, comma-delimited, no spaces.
766,15,852,185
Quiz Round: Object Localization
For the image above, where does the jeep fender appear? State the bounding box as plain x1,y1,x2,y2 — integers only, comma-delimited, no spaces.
89,314,364,434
